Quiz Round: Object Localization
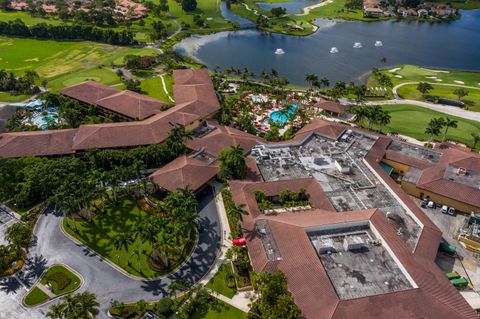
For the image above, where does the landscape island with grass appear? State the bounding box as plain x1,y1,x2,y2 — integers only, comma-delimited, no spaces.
0,0,479,318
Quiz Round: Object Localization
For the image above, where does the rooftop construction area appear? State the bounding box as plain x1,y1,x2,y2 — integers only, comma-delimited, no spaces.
251,130,423,250
308,222,414,300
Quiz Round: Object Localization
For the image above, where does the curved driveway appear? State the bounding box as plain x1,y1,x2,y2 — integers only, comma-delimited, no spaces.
7,188,221,318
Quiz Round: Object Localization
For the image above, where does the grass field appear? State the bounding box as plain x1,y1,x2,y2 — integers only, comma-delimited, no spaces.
206,263,237,299
191,298,247,319
380,65,480,87
64,199,194,278
0,91,29,102
140,75,173,103
396,84,480,112
23,287,49,307
40,265,81,295
0,36,156,97
380,104,480,147
369,65,480,111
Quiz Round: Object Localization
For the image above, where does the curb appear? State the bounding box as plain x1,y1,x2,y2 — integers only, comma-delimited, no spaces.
22,263,84,308
59,215,200,282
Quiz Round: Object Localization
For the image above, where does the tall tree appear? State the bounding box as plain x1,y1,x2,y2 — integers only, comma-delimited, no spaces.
217,145,247,180
416,82,433,97
453,88,468,101
442,117,458,142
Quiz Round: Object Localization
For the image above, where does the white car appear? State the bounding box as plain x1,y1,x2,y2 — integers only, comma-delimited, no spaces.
441,205,448,214
427,201,435,208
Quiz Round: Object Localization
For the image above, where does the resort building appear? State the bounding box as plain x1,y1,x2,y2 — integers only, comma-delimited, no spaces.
228,119,478,318
0,69,219,158
59,81,166,121
383,140,480,212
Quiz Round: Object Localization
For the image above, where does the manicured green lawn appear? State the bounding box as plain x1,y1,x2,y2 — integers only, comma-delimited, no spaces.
0,91,30,102
380,104,480,147
0,36,156,92
191,299,247,319
386,65,480,87
64,199,193,278
0,9,63,25
24,287,49,307
140,75,173,103
40,265,81,295
206,263,237,299
396,84,480,112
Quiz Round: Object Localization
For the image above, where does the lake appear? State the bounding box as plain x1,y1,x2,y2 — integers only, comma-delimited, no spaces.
174,9,480,85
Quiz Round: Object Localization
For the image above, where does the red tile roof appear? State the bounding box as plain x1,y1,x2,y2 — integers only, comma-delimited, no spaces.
60,82,166,120
59,81,121,105
230,176,476,318
95,90,164,120
314,99,349,114
186,122,262,158
415,148,480,208
0,129,77,158
0,69,220,157
293,118,346,141
149,155,218,192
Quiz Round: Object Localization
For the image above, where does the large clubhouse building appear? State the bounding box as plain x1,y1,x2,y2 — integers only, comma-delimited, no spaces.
0,69,479,318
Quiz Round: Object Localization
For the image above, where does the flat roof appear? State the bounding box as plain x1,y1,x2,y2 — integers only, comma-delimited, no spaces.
252,131,422,250
308,223,414,300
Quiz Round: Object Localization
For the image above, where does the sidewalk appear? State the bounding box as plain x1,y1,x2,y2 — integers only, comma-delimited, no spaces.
202,182,252,313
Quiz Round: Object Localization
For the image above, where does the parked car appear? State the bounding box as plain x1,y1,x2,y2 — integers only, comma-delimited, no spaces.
447,207,456,216
421,200,428,208
441,205,448,214
427,201,435,208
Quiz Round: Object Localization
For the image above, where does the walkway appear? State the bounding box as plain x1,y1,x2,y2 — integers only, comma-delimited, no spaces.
1,188,222,319
160,74,174,103
202,182,252,313
36,283,55,299
341,98,480,122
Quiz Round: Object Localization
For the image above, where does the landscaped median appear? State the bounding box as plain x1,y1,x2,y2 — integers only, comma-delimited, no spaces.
23,264,82,307
62,193,198,279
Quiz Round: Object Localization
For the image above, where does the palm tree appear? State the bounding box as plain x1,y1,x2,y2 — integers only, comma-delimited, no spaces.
46,303,65,319
74,292,100,319
167,124,192,156
319,77,330,88
113,232,134,265
304,73,318,88
230,203,248,223
442,117,458,142
471,132,480,149
425,118,444,143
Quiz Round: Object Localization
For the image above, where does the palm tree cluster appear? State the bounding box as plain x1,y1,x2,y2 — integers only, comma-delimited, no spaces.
218,145,247,181
351,105,391,130
304,73,330,90
371,68,393,88
424,117,458,143
46,292,100,319
0,69,40,95
113,188,198,271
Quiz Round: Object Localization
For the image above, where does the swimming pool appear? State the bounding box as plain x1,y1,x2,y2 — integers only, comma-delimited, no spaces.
270,104,297,125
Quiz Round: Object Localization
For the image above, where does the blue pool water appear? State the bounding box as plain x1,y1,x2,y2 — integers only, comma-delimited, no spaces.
270,104,297,125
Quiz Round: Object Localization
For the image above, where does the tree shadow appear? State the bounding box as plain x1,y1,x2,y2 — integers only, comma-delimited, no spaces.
140,279,167,296
0,276,22,294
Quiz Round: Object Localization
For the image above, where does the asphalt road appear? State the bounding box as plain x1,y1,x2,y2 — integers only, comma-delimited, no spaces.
0,188,221,318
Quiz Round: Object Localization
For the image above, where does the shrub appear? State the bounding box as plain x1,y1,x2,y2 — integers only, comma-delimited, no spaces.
47,271,71,291
156,298,173,316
